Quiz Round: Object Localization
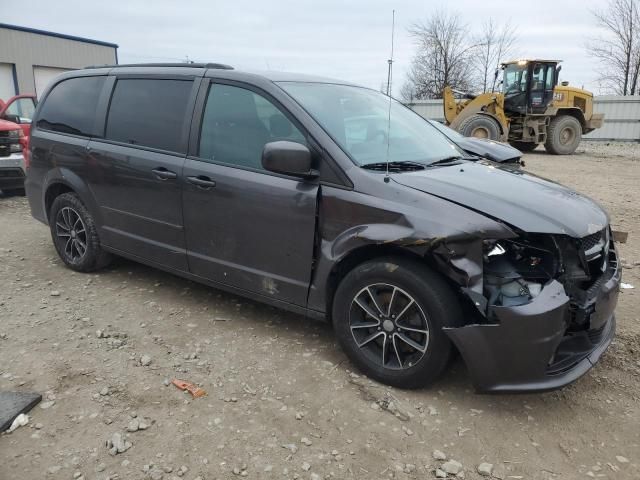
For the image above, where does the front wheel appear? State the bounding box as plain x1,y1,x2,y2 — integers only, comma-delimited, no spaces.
458,114,501,140
332,257,463,389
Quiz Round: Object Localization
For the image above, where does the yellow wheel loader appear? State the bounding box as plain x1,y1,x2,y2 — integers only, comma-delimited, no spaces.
443,60,604,154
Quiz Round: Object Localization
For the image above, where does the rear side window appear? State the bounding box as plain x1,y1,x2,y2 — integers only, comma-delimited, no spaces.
105,79,192,153
36,76,105,136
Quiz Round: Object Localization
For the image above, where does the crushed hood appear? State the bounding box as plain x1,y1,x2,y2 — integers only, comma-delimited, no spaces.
392,161,608,238
457,137,521,163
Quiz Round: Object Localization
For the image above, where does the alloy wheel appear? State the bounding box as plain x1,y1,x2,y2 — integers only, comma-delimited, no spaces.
349,283,430,370
55,206,88,262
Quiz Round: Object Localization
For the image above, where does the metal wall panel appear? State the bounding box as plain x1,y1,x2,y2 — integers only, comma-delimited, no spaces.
0,62,16,99
406,97,640,141
0,27,117,97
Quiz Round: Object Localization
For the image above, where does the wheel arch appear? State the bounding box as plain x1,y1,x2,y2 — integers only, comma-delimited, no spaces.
324,245,426,321
322,241,478,323
554,108,587,132
42,167,101,226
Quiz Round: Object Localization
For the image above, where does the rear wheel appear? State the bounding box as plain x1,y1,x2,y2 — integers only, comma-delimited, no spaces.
49,192,112,272
332,257,463,389
544,115,582,155
458,114,501,140
509,141,538,152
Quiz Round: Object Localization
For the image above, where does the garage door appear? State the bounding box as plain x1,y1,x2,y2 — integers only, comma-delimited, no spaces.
33,66,72,98
0,63,16,101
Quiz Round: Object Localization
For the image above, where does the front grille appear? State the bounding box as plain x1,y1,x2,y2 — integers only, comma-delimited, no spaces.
0,131,10,139
577,230,604,251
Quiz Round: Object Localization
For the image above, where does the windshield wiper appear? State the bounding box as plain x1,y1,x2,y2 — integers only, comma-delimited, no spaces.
426,155,466,167
361,161,426,172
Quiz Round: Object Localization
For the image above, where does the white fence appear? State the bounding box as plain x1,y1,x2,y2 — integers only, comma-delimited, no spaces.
406,96,640,141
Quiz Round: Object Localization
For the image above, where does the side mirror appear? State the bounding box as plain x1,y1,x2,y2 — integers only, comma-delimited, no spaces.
3,114,21,124
262,141,317,178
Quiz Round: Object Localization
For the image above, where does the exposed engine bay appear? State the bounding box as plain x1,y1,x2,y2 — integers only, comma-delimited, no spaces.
482,229,615,332
483,235,558,308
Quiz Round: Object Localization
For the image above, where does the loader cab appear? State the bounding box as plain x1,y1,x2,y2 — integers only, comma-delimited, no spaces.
502,60,560,115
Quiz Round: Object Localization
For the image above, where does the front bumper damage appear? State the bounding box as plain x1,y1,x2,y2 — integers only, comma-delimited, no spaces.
443,237,621,393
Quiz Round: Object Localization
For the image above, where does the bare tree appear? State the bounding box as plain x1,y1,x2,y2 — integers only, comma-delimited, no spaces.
399,82,417,102
402,10,478,99
473,19,518,93
588,0,640,95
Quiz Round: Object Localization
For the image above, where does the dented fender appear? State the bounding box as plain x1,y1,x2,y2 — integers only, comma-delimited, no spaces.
307,183,516,315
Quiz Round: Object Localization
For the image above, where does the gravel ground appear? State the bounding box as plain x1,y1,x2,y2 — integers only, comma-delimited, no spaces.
1,142,639,480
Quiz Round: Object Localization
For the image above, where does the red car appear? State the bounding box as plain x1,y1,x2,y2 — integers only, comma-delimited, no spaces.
0,94,37,136
0,95,36,195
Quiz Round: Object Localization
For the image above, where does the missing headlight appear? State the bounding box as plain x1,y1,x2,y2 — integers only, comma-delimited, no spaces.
483,237,558,307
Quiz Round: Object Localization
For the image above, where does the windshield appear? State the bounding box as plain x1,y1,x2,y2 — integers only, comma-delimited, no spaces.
278,82,463,166
427,119,465,141
503,64,528,95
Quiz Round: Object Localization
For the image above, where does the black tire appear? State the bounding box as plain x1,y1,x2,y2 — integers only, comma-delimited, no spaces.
509,141,538,152
544,115,582,155
2,188,26,196
458,114,501,140
332,257,463,389
49,192,112,272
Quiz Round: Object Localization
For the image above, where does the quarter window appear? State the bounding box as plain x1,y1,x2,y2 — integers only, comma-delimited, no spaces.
36,76,105,136
199,84,305,169
106,79,193,153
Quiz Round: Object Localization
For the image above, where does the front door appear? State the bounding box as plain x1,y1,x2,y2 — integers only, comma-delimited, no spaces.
88,76,198,271
182,81,318,306
529,63,556,114
0,95,37,136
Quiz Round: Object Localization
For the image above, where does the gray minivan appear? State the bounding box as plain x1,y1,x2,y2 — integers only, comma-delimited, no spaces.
25,63,620,392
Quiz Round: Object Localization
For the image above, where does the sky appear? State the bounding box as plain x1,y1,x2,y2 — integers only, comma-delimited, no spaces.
1,0,610,95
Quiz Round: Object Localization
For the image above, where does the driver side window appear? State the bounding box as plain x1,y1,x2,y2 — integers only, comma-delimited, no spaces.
6,98,36,123
198,84,306,170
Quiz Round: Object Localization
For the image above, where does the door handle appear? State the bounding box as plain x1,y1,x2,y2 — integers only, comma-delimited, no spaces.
152,168,177,180
186,176,216,189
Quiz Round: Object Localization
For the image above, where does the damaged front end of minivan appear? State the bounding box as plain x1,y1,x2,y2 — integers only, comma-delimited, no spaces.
313,181,621,392
434,229,620,393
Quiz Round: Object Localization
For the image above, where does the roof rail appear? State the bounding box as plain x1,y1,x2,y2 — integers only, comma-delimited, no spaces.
83,62,234,70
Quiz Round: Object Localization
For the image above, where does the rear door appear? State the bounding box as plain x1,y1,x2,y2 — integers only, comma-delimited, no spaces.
182,80,319,306
87,75,199,271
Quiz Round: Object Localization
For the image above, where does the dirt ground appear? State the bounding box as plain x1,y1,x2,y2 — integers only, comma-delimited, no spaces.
1,142,639,480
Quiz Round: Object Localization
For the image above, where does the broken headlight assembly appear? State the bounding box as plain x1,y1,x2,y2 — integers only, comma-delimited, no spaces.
483,236,559,307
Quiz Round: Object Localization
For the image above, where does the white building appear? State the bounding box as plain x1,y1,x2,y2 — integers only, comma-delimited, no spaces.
0,23,118,100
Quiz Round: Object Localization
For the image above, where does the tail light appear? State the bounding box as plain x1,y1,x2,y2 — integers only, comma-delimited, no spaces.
19,133,30,169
